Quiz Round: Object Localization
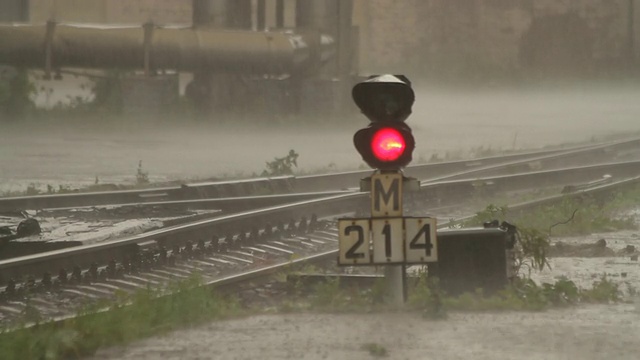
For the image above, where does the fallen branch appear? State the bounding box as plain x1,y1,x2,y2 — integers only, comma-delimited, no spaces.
548,208,578,235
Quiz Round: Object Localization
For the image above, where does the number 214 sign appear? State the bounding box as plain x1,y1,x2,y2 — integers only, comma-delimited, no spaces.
338,217,437,265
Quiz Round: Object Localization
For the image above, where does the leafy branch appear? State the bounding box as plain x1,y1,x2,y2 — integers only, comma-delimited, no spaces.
262,149,299,176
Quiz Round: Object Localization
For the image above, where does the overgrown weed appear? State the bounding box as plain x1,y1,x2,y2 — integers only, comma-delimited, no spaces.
361,342,388,357
0,275,240,360
407,274,620,316
262,149,299,176
466,187,640,237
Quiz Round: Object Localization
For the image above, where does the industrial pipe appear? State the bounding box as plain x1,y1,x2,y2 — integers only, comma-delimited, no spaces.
0,22,334,74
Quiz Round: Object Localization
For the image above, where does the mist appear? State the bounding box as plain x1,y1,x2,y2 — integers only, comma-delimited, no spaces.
2,79,640,194
2,2,640,359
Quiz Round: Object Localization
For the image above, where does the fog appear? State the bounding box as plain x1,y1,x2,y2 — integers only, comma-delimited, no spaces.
1,81,640,194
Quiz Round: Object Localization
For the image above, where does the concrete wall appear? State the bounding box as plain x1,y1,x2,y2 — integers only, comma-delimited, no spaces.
355,0,639,77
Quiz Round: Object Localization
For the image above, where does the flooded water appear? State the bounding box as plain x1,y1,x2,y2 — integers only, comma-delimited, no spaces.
532,230,640,296
2,84,640,194
91,304,639,360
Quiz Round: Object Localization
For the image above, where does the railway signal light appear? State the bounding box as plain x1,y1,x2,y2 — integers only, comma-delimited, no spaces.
352,75,415,171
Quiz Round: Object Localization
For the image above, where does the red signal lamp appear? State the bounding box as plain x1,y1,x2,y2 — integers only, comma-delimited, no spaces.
371,127,405,162
354,123,415,171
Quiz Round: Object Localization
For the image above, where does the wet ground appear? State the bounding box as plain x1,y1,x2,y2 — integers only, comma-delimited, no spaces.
0,207,217,250
532,230,640,295
3,83,640,359
91,304,639,360
88,229,640,360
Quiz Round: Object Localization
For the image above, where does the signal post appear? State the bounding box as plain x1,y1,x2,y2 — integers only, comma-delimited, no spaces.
338,75,437,306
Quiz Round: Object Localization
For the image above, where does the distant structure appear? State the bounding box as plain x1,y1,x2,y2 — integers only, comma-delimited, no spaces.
1,0,638,116
357,0,639,78
2,0,638,77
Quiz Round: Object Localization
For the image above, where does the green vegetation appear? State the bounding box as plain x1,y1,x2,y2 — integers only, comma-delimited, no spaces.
308,277,386,311
464,186,640,238
262,149,299,176
0,276,240,360
0,264,625,359
361,342,388,357
136,160,150,186
279,272,622,319
1,156,638,358
407,274,620,317
453,188,639,278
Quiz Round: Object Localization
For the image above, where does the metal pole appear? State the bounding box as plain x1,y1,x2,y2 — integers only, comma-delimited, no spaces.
192,0,210,27
275,0,284,28
373,171,405,307
44,20,56,80
384,265,405,306
257,0,266,30
143,22,154,77
336,0,353,113
629,0,636,64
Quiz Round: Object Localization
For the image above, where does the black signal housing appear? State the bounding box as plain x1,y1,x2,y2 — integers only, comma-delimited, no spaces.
352,75,416,171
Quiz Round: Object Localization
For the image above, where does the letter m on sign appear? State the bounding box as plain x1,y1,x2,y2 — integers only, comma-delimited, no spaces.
371,173,402,217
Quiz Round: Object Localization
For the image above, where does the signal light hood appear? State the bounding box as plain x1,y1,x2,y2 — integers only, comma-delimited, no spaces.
352,74,415,123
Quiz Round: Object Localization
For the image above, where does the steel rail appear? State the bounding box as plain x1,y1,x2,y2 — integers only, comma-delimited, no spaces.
420,159,640,200
0,192,367,281
2,158,640,282
0,176,296,212
40,190,356,213
60,153,629,217
2,137,638,211
12,248,342,331
236,175,640,272
296,136,640,192
3,171,640,330
419,137,640,183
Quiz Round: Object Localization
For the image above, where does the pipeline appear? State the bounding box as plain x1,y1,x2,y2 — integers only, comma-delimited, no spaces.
0,22,334,74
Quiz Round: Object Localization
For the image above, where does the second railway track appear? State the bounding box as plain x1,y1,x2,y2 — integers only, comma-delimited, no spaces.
1,154,640,325
2,136,639,212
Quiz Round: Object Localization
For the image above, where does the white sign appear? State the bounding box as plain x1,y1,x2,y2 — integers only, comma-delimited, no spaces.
337,219,371,265
371,173,402,217
338,217,438,266
371,218,404,264
405,217,438,263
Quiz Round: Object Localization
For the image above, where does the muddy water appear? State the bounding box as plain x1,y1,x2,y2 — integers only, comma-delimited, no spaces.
89,230,640,360
92,304,639,360
532,230,640,295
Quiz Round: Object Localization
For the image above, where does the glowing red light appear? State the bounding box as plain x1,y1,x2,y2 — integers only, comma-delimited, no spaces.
371,127,406,162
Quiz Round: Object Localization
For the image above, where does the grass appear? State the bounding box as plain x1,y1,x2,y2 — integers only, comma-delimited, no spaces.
464,183,640,237
0,275,241,360
279,271,623,317
406,274,621,317
361,342,388,357
0,269,626,359
1,162,638,358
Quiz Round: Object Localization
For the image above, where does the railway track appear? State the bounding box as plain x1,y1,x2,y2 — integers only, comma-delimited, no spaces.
1,155,639,326
2,146,639,263
1,136,637,254
1,137,639,212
